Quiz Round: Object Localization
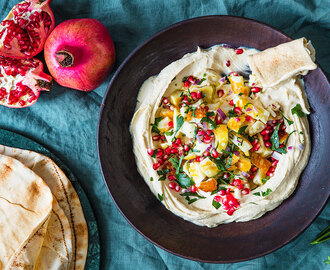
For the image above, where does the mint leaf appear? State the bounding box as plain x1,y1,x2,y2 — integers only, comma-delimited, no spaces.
169,156,179,170
185,197,198,204
150,177,153,181
279,110,293,125
291,104,307,117
212,200,221,209
176,154,184,175
238,125,248,135
151,117,163,134
262,188,272,196
157,193,163,201
175,115,184,135
157,169,169,181
253,192,261,196
165,130,174,136
192,126,198,144
261,176,270,184
201,115,216,129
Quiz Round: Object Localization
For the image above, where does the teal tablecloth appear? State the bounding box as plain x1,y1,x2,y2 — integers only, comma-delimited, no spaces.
0,0,329,269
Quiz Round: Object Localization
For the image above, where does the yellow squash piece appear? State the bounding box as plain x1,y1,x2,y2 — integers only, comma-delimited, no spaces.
169,90,183,106
253,168,267,185
187,162,206,186
237,156,252,172
200,158,219,178
157,117,171,132
251,152,271,174
227,116,246,132
229,75,250,96
231,134,253,152
213,125,228,152
192,85,214,103
159,108,174,119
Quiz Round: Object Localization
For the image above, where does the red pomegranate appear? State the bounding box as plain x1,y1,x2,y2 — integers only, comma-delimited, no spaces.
0,0,54,58
0,56,52,108
44,18,115,91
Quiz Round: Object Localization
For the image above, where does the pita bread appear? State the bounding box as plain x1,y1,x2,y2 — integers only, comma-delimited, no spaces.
0,145,88,270
7,197,72,270
0,154,53,269
248,38,317,87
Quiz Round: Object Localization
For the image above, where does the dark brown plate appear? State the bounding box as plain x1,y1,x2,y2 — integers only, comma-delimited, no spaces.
97,16,330,263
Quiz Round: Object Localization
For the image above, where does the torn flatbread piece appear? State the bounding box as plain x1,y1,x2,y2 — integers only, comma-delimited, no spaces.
248,38,317,87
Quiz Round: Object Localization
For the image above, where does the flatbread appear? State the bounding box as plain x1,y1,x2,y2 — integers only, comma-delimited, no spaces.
7,197,72,270
0,145,88,270
248,38,317,87
0,154,53,269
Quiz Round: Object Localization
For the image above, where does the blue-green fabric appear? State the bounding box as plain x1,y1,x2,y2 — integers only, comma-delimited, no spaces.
0,0,329,269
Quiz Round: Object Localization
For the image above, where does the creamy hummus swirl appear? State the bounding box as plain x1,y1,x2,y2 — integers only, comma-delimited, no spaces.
130,41,315,227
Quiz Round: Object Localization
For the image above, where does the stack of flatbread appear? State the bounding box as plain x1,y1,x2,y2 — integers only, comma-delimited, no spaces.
0,145,88,270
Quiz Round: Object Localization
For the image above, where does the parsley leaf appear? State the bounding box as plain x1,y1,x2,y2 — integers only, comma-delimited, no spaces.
253,188,272,197
173,115,184,137
192,126,198,144
197,78,206,85
176,154,184,175
291,104,307,117
180,192,206,199
157,193,163,201
150,117,163,134
176,173,194,188
261,176,270,184
279,110,293,125
185,197,198,204
165,130,174,136
151,151,157,158
169,155,179,170
201,112,216,129
227,109,238,118
150,177,153,181
157,169,169,181
270,123,281,149
212,200,221,209
238,125,248,135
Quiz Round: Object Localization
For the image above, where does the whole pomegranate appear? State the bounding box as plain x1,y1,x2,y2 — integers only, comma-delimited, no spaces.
0,56,52,108
44,19,115,91
0,0,55,58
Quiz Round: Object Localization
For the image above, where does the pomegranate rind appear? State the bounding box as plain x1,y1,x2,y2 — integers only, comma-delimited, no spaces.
0,0,55,59
44,18,115,92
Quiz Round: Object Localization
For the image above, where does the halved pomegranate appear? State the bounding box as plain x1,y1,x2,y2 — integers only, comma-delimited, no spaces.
0,56,52,108
0,0,54,58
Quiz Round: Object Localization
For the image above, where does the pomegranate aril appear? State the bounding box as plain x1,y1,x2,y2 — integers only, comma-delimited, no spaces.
214,196,222,202
197,91,202,99
153,163,161,170
203,151,210,157
168,182,176,189
175,185,181,192
190,91,197,100
165,147,171,155
219,190,226,196
229,99,234,106
234,107,242,115
211,149,219,158
235,48,244,54
168,175,176,181
251,87,261,93
217,89,224,98
191,185,197,193
183,144,190,152
242,188,250,195
152,135,160,141
265,141,272,148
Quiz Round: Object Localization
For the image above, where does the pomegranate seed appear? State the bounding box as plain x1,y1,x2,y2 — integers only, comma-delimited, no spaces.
217,89,224,98
188,76,195,83
250,166,257,173
225,60,231,67
153,163,160,170
238,183,244,190
251,87,261,93
184,81,190,88
152,135,160,141
163,97,169,104
190,92,197,100
175,138,182,145
204,106,209,111
242,188,250,195
265,141,272,148
203,151,210,157
147,148,154,156
235,48,244,54
235,117,240,122
158,159,164,165
272,160,279,167
223,173,229,179
195,156,201,162
232,179,241,186
168,182,176,189
165,147,171,155
266,172,274,177
196,90,202,99
203,138,212,144
261,129,270,136
268,167,275,173
211,149,219,158
178,150,184,156
162,154,168,160
215,114,222,125
279,143,285,148
197,129,205,136
234,107,242,115
160,135,166,142
168,175,176,181
229,99,234,106
214,196,222,202
227,209,234,216
175,185,181,192
223,204,229,210
170,148,178,154
219,190,226,196
191,185,197,193
156,149,164,158
280,119,284,123
168,121,174,128
264,134,269,141
183,144,190,152
245,115,253,122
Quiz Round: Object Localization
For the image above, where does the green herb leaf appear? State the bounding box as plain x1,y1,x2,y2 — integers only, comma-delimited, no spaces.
151,117,163,134
244,102,252,109
180,192,206,199
212,200,221,209
211,186,226,195
157,193,163,201
186,197,198,204
291,104,307,117
253,188,272,197
176,154,184,175
157,169,169,181
261,176,270,184
279,110,293,126
176,173,194,188
165,130,174,136
227,109,238,118
284,130,296,146
270,123,281,149
150,177,153,181
151,151,157,158
201,116,216,129
238,125,248,135
197,78,206,85
300,131,303,135
324,256,330,265
173,115,184,137
311,225,330,245
253,192,261,196
169,156,179,170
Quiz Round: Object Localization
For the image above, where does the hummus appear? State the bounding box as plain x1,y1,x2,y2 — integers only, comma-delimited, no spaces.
130,38,317,227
